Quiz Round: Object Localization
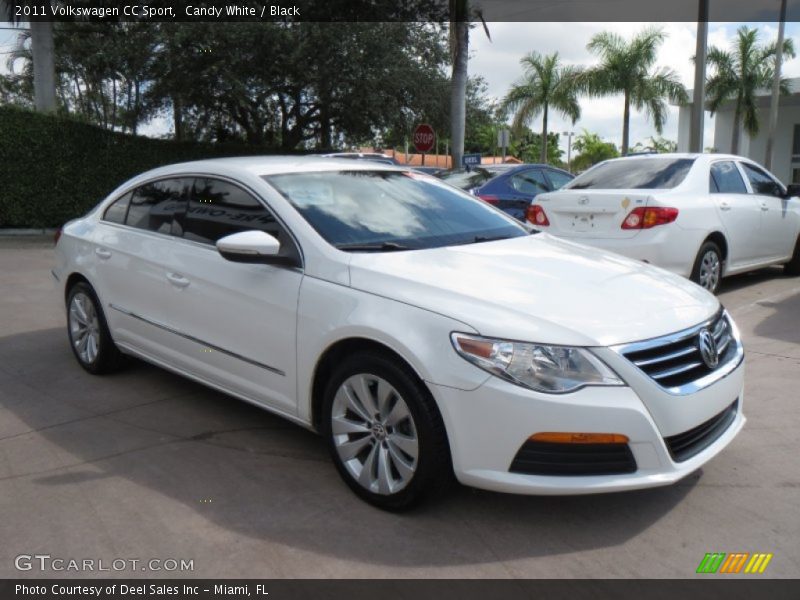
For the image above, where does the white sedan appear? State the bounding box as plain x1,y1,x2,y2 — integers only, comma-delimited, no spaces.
54,157,744,509
531,153,800,293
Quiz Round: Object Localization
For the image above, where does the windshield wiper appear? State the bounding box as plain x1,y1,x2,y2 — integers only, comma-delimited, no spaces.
335,241,411,252
472,235,513,243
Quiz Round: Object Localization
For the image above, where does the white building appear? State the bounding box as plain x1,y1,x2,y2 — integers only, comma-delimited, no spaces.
677,77,800,184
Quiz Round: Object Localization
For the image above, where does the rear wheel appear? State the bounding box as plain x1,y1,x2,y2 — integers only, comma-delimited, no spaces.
322,351,452,510
690,241,723,294
66,282,125,374
784,236,800,276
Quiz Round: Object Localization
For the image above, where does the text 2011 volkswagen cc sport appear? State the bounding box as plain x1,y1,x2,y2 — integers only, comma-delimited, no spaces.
53,157,745,509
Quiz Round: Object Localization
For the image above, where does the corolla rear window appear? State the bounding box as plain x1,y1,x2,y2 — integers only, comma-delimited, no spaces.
567,158,696,190
263,171,527,251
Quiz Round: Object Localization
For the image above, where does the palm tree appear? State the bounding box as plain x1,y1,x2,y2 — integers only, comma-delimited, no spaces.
706,26,795,155
502,52,580,164
579,27,687,155
449,0,490,169
3,1,57,112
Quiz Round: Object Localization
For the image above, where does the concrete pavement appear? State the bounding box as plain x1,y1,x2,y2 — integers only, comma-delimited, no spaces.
0,236,798,578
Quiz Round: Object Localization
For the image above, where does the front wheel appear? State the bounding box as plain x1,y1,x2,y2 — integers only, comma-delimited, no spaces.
66,282,125,374
690,242,723,294
322,352,452,510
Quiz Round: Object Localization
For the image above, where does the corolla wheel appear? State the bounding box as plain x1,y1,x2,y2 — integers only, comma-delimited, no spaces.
691,242,722,294
66,282,124,374
323,352,451,510
331,373,419,495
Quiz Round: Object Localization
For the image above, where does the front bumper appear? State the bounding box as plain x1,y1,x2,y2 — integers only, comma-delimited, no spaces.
430,354,745,495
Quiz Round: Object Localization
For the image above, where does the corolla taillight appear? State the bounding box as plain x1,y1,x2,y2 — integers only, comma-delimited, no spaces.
621,207,679,229
526,204,550,226
477,194,499,205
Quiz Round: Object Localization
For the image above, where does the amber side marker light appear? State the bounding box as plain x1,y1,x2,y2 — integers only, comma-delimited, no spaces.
530,432,629,444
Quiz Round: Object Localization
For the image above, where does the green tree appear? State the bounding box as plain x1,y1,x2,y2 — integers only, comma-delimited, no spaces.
509,130,564,165
579,27,687,155
705,26,795,154
502,52,580,164
571,129,619,172
631,136,678,154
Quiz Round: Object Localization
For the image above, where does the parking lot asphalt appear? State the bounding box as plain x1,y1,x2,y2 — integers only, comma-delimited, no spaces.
0,235,798,579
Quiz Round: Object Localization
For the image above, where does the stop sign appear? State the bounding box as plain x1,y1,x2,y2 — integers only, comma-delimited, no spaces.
413,124,435,153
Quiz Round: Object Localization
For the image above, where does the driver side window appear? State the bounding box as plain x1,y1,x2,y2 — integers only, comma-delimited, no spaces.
740,163,785,198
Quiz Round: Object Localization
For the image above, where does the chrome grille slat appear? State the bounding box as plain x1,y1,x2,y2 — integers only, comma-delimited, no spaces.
615,310,744,395
633,345,698,367
651,361,704,380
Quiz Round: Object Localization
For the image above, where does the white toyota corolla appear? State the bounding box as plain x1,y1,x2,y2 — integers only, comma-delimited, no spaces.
530,153,800,294
54,157,745,509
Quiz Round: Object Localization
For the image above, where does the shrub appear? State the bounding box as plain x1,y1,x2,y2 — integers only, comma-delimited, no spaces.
0,106,277,228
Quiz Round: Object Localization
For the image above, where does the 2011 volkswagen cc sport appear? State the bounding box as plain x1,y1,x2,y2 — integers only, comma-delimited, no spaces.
53,157,745,509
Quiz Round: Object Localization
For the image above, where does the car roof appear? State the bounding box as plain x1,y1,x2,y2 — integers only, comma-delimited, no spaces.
600,153,745,164
133,156,407,180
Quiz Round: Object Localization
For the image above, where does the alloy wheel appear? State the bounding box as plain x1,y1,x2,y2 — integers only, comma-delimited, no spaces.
331,373,419,495
69,292,101,364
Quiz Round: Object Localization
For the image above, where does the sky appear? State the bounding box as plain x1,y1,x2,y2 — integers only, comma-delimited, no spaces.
470,22,800,156
2,21,799,157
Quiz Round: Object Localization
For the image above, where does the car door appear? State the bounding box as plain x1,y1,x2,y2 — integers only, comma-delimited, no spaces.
709,160,761,269
92,178,190,360
739,161,797,260
161,176,303,416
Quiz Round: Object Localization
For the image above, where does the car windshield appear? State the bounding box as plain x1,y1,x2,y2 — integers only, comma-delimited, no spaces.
264,170,527,251
567,158,696,190
436,168,501,190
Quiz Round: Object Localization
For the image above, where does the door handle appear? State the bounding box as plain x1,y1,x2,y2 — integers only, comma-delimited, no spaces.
95,248,112,259
719,202,732,211
166,272,190,288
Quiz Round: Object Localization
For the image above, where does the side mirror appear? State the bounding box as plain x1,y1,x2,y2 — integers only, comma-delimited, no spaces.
786,183,800,198
216,230,282,264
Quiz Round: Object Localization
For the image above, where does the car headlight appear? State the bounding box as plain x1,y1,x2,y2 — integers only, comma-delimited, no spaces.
451,333,625,394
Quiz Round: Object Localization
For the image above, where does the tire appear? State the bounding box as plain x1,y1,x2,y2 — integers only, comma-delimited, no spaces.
690,241,723,294
784,236,800,276
322,351,452,510
66,282,125,374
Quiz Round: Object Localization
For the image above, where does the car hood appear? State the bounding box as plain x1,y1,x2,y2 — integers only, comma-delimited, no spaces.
347,234,719,347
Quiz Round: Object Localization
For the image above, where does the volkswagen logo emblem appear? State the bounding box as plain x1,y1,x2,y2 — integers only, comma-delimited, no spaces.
697,328,719,369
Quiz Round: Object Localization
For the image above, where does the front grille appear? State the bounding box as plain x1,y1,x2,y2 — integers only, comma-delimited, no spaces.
622,312,737,391
664,400,738,462
509,441,637,476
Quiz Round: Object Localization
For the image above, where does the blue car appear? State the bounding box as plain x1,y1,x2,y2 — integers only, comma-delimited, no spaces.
438,164,574,221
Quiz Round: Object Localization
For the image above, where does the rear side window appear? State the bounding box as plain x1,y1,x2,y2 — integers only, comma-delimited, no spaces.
179,178,287,246
740,163,785,197
568,158,695,190
126,179,192,234
510,169,550,194
103,192,131,224
546,169,573,190
438,168,497,190
710,162,747,194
